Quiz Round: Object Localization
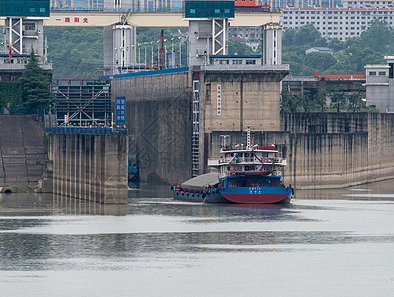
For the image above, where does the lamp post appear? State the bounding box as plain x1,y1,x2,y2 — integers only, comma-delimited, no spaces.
171,37,174,68
144,44,147,71
138,44,141,71
131,44,135,72
164,39,167,69
151,41,154,70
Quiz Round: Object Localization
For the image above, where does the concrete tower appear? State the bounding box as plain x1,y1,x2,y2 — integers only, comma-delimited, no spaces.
183,0,234,66
262,23,282,66
0,0,52,81
104,24,137,75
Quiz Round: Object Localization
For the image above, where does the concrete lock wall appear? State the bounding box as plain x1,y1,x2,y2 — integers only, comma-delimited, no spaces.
49,133,128,203
112,71,193,184
111,68,394,188
111,68,288,185
0,114,48,186
200,70,286,133
210,113,394,189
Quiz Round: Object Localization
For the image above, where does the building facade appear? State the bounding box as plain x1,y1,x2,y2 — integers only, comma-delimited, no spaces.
282,7,394,40
364,56,394,112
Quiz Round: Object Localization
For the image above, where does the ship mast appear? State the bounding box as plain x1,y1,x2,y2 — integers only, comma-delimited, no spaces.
246,122,251,150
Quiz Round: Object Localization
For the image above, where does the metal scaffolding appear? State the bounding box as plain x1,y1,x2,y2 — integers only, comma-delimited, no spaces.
52,79,111,127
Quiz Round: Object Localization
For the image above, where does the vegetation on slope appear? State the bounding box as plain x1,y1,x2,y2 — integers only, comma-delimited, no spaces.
283,20,392,76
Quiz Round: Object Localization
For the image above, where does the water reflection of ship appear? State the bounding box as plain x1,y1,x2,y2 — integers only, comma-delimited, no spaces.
207,203,291,217
128,155,140,188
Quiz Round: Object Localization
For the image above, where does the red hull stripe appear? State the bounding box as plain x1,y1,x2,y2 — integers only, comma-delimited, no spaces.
222,193,290,204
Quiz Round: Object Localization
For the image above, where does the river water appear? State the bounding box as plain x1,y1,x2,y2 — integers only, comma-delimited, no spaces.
1,180,394,297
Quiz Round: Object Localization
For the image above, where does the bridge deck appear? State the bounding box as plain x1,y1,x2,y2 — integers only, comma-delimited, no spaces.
0,11,280,27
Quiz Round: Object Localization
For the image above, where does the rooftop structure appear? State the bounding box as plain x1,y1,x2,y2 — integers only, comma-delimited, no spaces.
364,56,394,112
0,0,52,80
0,0,50,17
313,70,366,80
306,47,333,55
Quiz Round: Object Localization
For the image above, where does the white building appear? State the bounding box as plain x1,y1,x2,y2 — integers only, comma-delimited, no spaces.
281,8,394,40
342,0,394,8
305,47,333,54
364,56,394,112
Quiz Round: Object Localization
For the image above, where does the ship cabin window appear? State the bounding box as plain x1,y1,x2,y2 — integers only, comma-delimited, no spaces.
230,153,234,157
245,166,249,171
229,180,238,187
262,152,268,158
245,153,249,157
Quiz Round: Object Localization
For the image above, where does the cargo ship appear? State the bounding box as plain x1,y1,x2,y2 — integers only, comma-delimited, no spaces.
173,126,293,204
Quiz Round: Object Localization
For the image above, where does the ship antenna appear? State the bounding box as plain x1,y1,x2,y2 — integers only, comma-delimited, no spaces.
246,122,251,150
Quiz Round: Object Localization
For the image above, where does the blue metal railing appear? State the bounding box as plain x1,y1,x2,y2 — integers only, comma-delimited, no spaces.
45,127,128,135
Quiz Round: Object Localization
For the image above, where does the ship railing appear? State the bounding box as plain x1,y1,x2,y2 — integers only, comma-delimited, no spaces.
227,169,241,176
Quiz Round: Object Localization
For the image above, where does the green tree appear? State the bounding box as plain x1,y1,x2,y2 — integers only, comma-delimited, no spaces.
281,89,299,112
346,92,363,112
330,91,347,112
46,27,104,78
228,39,255,55
282,21,394,76
327,38,344,51
304,52,337,73
314,89,327,113
19,52,53,109
358,20,394,53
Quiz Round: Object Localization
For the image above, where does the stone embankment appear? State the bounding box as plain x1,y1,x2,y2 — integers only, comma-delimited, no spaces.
0,114,47,188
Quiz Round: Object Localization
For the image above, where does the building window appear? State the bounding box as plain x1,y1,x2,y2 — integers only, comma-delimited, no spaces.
219,60,229,65
23,23,36,31
379,71,386,76
369,71,377,75
246,60,256,65
205,83,211,102
232,60,242,65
